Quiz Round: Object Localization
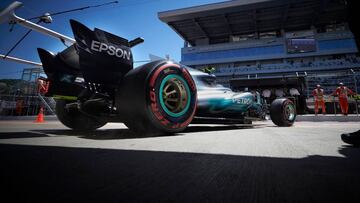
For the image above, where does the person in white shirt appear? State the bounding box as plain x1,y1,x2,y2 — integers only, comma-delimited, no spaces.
275,88,284,97
289,88,300,96
262,89,271,98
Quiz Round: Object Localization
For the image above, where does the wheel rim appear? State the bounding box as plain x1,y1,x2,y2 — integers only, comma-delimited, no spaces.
159,74,191,117
284,103,295,121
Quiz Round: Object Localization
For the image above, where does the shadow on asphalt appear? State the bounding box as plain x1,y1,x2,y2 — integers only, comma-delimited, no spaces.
31,129,150,140
19,124,263,140
0,132,49,139
183,124,262,133
0,143,359,202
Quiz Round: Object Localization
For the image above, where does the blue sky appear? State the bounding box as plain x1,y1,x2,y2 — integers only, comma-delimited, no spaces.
0,0,226,79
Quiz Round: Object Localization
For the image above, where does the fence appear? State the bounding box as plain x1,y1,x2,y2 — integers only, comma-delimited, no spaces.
0,94,55,116
305,96,359,115
305,71,360,115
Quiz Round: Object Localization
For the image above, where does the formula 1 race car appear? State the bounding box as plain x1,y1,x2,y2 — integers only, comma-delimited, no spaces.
1,2,296,134
36,20,296,134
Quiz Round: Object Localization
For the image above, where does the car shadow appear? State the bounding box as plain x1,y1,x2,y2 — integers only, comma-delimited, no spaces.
183,123,265,133
338,144,360,157
0,132,49,139
0,123,268,140
28,124,264,140
30,128,157,140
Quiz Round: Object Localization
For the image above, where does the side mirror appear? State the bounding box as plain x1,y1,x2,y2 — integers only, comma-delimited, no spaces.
129,37,144,47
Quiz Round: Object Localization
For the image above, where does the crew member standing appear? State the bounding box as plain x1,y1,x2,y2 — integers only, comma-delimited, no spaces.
332,82,355,115
312,84,326,115
37,78,48,95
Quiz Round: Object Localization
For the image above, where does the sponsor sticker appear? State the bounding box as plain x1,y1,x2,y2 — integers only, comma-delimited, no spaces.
90,40,131,60
232,97,252,105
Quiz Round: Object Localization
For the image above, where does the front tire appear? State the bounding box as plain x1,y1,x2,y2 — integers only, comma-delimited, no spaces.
56,100,107,131
270,98,296,126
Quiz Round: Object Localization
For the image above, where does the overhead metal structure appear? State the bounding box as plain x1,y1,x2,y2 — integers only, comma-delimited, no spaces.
0,54,42,67
159,0,348,46
0,1,76,45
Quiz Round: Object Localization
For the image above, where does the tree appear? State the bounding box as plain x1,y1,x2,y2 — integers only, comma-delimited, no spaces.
201,66,216,74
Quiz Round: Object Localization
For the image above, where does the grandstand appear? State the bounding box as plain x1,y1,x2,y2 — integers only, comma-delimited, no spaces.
159,0,360,97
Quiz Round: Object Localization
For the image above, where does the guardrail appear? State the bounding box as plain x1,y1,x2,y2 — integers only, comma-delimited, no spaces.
0,94,55,116
306,96,359,115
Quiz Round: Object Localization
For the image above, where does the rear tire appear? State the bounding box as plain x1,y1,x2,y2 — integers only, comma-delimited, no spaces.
270,98,296,126
116,61,197,135
56,100,107,131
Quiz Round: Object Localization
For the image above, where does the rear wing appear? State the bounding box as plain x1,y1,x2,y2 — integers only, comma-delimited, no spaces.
69,20,136,84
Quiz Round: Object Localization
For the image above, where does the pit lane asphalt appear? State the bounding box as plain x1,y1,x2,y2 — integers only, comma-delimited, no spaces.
0,120,359,202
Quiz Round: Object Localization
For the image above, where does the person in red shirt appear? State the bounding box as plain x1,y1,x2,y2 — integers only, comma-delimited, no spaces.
312,84,326,115
332,82,355,115
37,78,49,95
